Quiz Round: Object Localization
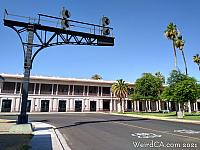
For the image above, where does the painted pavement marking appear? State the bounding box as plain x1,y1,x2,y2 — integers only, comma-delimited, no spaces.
113,122,200,141
174,129,200,134
131,133,162,139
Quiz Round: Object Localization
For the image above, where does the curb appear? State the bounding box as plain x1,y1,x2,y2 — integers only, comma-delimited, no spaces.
31,122,71,150
53,128,71,150
110,113,200,125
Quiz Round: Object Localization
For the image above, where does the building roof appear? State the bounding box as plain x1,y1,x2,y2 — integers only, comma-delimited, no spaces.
0,73,134,86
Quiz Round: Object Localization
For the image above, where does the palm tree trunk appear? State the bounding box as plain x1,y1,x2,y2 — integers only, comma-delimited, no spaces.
181,50,188,75
198,64,200,71
173,40,178,70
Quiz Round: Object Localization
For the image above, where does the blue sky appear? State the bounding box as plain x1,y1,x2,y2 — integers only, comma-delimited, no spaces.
0,0,200,82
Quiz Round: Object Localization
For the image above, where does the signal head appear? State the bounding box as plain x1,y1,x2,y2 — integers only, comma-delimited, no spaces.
102,16,110,26
62,9,71,18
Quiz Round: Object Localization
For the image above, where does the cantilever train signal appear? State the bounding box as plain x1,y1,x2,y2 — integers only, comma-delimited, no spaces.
61,8,71,29
3,9,114,124
102,16,110,35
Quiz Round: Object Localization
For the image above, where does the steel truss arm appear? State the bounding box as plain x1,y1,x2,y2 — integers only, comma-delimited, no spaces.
4,19,114,64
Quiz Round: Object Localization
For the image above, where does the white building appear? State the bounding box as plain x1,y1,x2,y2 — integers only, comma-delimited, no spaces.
0,74,199,113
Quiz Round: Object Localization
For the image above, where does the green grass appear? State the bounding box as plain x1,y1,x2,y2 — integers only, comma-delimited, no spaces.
183,112,200,120
119,112,200,120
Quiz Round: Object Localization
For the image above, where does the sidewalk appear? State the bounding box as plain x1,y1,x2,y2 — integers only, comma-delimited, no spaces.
0,119,71,150
110,113,200,125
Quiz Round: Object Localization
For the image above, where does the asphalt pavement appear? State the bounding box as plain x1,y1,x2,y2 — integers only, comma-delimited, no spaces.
1,113,200,150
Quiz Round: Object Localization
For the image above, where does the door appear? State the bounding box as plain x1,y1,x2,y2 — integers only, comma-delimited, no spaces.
26,100,31,112
90,101,96,112
127,101,132,112
58,100,66,112
41,100,49,112
103,100,110,111
139,101,143,111
1,99,12,112
75,100,82,112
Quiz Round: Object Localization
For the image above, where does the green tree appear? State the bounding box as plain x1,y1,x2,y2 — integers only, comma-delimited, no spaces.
91,74,103,80
130,73,162,111
161,70,199,116
164,22,178,70
193,54,200,71
111,79,128,113
173,78,198,116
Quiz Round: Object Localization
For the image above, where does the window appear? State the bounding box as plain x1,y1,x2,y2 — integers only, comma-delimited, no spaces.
40,84,52,94
89,86,98,95
58,85,68,95
2,82,15,93
28,83,34,94
74,85,83,95
102,87,110,95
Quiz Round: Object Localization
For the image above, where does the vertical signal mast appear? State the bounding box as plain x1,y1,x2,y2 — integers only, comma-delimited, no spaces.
3,9,114,124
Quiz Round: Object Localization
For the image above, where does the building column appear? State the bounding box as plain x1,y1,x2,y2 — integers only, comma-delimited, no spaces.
83,86,85,96
38,84,41,95
188,100,191,113
110,99,113,112
145,100,148,112
51,84,54,95
101,87,103,96
31,98,35,112
156,101,159,111
33,83,36,95
195,101,198,112
35,98,40,112
14,82,17,94
99,99,103,111
168,101,171,111
11,98,16,112
134,101,136,111
178,102,181,111
158,100,161,111
70,99,74,112
137,101,139,112
148,100,151,112
113,99,116,112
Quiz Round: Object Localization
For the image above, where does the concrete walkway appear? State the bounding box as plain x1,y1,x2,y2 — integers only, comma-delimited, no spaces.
110,113,200,124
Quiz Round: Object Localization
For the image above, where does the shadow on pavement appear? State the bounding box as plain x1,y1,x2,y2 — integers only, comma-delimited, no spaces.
34,127,53,131
55,118,149,129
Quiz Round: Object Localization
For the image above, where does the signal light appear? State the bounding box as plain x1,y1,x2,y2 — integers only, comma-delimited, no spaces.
101,16,110,36
61,8,71,29
61,19,70,28
102,16,110,26
102,27,110,35
62,9,71,18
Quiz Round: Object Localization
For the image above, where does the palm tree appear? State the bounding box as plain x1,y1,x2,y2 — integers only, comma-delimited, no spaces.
175,35,188,75
111,79,128,113
91,74,103,80
164,22,178,70
155,71,165,84
193,54,200,71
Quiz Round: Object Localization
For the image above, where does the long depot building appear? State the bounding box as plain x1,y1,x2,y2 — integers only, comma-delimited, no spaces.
0,74,199,113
